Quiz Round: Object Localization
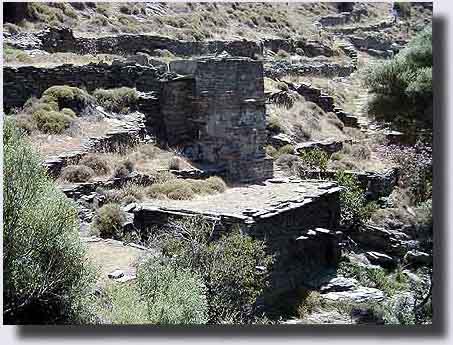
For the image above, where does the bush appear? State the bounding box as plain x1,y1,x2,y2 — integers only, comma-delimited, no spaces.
275,144,295,157
146,177,227,200
80,154,111,175
137,258,209,324
267,115,283,134
146,179,195,200
157,217,274,324
205,176,227,193
365,27,432,134
296,148,329,174
42,85,94,114
12,114,37,134
91,203,127,239
93,87,138,114
32,110,73,134
60,165,95,183
265,145,278,158
334,171,374,227
96,283,149,325
3,121,95,324
376,143,432,205
113,159,135,178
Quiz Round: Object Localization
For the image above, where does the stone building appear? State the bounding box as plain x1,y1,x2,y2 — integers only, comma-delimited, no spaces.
159,56,274,183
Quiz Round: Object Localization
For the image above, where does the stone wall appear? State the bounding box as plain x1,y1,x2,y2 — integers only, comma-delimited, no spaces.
3,63,163,111
190,57,273,182
264,60,355,79
6,27,262,58
263,38,335,57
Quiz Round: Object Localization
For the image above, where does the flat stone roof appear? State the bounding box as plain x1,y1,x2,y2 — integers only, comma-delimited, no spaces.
136,178,341,223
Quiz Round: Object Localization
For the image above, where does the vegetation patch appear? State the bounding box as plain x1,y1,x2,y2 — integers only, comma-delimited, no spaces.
3,121,95,324
60,164,95,183
91,203,127,239
93,87,138,114
145,176,227,200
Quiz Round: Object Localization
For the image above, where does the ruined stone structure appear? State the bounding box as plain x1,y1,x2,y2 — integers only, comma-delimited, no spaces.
3,63,163,111
160,57,274,183
130,179,342,298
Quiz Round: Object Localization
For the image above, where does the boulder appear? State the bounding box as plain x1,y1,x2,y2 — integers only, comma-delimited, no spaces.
269,133,294,149
365,251,396,268
320,277,358,293
404,250,432,266
322,286,385,303
294,138,343,155
108,269,125,279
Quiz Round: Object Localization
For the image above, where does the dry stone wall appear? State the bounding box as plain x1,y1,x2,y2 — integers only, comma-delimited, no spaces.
5,27,262,58
3,63,163,111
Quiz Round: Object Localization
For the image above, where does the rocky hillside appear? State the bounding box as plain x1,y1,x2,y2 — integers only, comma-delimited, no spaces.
3,2,433,326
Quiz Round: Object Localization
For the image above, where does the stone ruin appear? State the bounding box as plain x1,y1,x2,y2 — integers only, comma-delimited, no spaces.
159,57,274,183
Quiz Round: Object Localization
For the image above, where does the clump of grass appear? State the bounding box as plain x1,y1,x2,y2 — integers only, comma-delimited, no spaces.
146,176,227,200
113,159,135,179
91,203,127,239
265,145,278,158
204,176,227,193
93,87,138,114
274,144,295,158
60,165,95,183
97,183,145,205
80,154,111,175
275,154,300,170
267,115,284,134
297,291,323,319
168,157,185,170
42,85,94,113
32,110,73,134
3,45,32,64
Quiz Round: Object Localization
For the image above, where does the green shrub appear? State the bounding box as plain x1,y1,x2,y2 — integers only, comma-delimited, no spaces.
265,145,278,158
93,87,138,114
3,121,95,324
80,154,111,175
334,171,375,227
60,165,95,183
365,27,432,134
137,258,209,324
96,283,149,325
146,179,195,200
338,261,408,297
146,177,226,200
92,203,126,239
296,148,329,174
158,217,274,324
42,85,94,114
32,110,73,134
